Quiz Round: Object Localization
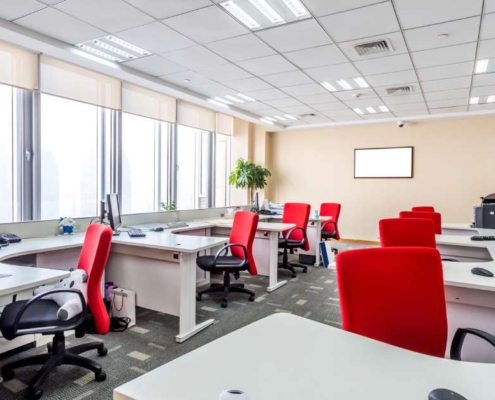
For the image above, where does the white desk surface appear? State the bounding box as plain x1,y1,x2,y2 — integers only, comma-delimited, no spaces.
443,223,476,231
258,214,332,223
436,234,488,248
113,313,494,400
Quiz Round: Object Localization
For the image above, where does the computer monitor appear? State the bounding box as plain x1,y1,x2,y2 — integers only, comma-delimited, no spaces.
107,193,122,232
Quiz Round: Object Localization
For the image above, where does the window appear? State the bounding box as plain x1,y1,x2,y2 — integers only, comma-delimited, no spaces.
0,84,13,223
40,94,101,219
176,125,211,210
214,133,231,207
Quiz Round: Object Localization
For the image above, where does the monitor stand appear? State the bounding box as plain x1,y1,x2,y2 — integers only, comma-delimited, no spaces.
113,230,121,237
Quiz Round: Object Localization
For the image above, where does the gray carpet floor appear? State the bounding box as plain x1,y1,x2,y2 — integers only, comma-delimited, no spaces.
0,244,372,400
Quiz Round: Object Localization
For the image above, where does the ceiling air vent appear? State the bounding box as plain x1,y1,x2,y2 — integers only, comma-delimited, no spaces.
352,39,394,57
299,113,318,118
386,86,414,95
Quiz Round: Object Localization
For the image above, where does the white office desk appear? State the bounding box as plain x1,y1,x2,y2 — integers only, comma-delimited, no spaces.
442,223,477,236
113,313,495,400
436,233,495,261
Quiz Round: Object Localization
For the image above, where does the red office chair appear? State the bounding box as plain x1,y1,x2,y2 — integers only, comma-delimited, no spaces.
400,210,442,234
197,211,259,308
379,218,436,248
336,247,495,359
320,203,341,254
0,224,112,399
278,203,311,277
412,206,435,212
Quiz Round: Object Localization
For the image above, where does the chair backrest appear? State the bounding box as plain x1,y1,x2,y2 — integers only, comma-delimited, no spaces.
400,210,442,234
412,206,435,212
78,224,113,334
230,211,259,275
336,247,447,358
320,203,341,239
379,218,436,248
282,203,311,251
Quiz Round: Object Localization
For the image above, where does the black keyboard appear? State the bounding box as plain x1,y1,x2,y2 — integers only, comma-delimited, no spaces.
128,229,146,238
471,235,495,241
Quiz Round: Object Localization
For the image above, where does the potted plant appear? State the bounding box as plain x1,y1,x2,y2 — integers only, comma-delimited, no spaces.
229,158,271,210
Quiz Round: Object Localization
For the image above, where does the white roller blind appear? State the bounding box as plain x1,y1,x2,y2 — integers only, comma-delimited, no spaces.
216,113,233,136
177,100,215,132
122,82,176,123
0,40,38,90
40,56,121,109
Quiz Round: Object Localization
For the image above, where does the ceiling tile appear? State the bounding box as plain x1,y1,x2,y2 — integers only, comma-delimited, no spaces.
421,77,472,92
124,0,212,19
162,6,248,44
329,114,363,122
55,0,154,33
263,98,304,108
321,109,362,118
295,93,340,105
423,88,469,101
116,22,195,54
192,83,237,97
223,77,273,92
256,19,332,53
471,85,495,96
160,70,215,88
473,72,495,87
243,88,289,101
251,108,281,117
192,63,253,81
405,17,481,52
319,3,400,43
299,115,331,124
429,106,467,113
365,70,418,87
354,54,413,75
15,7,105,44
283,45,348,69
38,0,65,4
412,43,477,68
417,62,474,81
481,13,495,40
205,34,275,62
394,110,428,117
237,55,297,75
332,88,377,101
262,71,313,87
394,0,483,29
277,105,315,114
302,0,384,17
387,102,428,112
123,55,187,76
235,102,273,111
362,112,394,120
382,94,425,105
343,98,386,108
427,98,468,108
0,0,45,21
304,63,360,81
282,84,327,96
311,102,349,111
339,32,408,61
161,46,227,69
486,0,495,13
470,104,495,111
478,39,495,59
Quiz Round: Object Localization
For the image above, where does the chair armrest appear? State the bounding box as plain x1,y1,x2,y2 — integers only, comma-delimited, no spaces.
321,221,336,233
13,289,87,337
283,227,307,246
450,328,495,360
212,243,248,268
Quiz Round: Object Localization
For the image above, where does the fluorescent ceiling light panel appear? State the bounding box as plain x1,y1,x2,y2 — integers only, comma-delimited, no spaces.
366,107,376,114
264,116,278,121
475,59,489,74
249,0,284,23
321,82,337,92
225,95,244,103
208,99,229,108
336,79,352,90
281,0,309,17
76,36,151,63
487,95,495,103
76,44,123,62
214,96,233,105
379,106,389,112
354,77,369,88
237,93,256,102
469,97,479,105
353,108,364,115
93,40,135,59
106,36,150,56
221,1,262,29
284,114,297,120
260,118,274,125
274,115,287,121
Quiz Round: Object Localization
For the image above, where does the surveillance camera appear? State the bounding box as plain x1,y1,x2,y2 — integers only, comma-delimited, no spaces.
397,121,405,128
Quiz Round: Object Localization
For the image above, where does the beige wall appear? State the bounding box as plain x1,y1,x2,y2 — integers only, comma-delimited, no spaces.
268,116,495,241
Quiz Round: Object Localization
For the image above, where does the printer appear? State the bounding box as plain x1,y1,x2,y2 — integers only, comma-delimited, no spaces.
474,194,495,229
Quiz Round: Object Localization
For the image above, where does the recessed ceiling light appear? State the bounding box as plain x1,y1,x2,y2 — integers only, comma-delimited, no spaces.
379,106,389,112
76,36,150,63
284,114,297,120
249,0,284,24
366,107,376,114
93,40,136,59
487,95,495,103
264,116,277,122
106,36,151,56
437,33,449,39
274,115,287,121
469,97,479,105
281,0,309,17
225,94,244,103
336,79,353,90
214,96,233,105
76,44,123,62
260,118,274,125
220,1,261,29
353,108,364,115
354,77,369,88
208,99,229,108
320,82,337,92
237,93,256,102
475,59,489,74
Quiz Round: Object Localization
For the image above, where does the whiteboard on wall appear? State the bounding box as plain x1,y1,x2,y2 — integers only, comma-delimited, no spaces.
354,147,413,178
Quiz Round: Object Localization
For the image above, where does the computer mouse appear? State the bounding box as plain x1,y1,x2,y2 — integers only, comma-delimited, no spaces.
153,227,165,232
429,388,467,400
471,267,494,277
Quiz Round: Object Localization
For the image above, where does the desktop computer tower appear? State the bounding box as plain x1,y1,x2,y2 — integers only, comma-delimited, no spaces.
482,204,495,229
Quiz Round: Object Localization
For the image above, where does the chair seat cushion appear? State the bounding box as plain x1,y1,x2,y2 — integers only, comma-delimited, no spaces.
278,238,304,248
196,256,248,272
0,299,80,341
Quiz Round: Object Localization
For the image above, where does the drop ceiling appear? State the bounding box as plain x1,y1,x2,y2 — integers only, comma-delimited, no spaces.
1,0,495,129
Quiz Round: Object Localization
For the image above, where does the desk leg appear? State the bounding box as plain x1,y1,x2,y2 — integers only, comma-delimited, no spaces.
267,231,287,293
176,252,214,343
314,221,322,267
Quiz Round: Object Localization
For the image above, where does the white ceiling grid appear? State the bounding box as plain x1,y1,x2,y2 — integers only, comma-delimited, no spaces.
2,0,495,127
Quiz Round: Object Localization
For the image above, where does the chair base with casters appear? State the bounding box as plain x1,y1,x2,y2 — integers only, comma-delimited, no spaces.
278,243,308,278
197,271,255,308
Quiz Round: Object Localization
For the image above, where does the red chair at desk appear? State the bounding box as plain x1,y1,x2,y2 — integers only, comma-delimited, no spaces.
412,206,435,212
400,210,442,234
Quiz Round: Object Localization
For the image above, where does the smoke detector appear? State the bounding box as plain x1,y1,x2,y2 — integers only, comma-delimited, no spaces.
352,39,394,57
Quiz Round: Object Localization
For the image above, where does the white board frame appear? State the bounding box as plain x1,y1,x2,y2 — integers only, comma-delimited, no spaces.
354,147,414,179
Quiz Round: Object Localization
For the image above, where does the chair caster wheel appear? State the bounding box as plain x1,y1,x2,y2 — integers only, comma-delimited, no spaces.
302,268,308,273
249,295,255,302
291,274,297,278
95,371,106,382
196,294,202,301
2,369,15,381
98,347,108,356
28,388,43,400
221,300,228,308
